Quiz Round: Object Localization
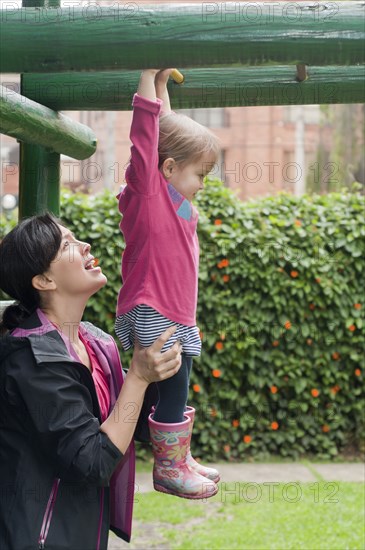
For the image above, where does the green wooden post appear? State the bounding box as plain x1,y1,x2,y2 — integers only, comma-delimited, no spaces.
19,0,61,219
18,145,60,217
21,66,365,110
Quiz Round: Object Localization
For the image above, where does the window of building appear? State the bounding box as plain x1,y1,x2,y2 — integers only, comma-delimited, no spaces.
284,105,321,124
283,151,296,192
176,108,228,128
212,150,225,184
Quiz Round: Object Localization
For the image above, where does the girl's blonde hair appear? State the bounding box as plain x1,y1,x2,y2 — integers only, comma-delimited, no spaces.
158,113,221,170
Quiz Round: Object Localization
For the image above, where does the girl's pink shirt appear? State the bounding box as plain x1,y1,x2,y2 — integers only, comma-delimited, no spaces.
116,93,199,327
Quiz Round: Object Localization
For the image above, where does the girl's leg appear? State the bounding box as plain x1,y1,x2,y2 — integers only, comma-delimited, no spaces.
186,355,193,378
153,354,192,423
149,355,218,498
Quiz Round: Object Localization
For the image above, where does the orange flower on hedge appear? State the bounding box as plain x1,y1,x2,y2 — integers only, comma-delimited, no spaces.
330,385,340,394
271,422,279,430
217,259,229,269
210,408,217,417
270,385,278,394
199,330,204,340
322,425,330,433
272,340,279,347
355,369,361,376
223,444,231,453
222,274,230,283
348,324,356,332
294,219,302,227
290,270,299,278
309,303,315,310
306,338,313,346
232,419,240,428
284,320,292,330
315,277,321,283
212,369,221,378
354,303,362,310
243,435,252,443
311,388,320,397
214,219,222,226
331,352,340,360
193,384,201,393
215,341,224,351
93,258,99,267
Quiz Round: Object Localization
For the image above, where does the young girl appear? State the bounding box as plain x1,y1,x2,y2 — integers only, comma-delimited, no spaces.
115,69,221,499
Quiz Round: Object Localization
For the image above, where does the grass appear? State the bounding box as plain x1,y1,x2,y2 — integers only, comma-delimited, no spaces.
131,482,365,550
134,451,365,472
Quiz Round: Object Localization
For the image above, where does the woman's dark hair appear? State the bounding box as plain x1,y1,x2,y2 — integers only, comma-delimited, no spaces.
0,213,62,332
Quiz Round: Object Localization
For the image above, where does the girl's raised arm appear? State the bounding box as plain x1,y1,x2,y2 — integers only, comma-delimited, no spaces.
137,70,159,101
123,70,163,195
155,69,174,114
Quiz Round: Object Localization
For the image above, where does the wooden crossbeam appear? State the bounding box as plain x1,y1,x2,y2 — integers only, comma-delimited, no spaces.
18,66,365,110
0,3,364,73
0,84,97,159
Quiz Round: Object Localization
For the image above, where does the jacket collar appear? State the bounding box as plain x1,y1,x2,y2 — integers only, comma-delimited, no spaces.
11,309,78,365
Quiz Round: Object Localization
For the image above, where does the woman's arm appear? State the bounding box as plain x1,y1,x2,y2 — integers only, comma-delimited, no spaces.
5,327,181,485
100,326,181,454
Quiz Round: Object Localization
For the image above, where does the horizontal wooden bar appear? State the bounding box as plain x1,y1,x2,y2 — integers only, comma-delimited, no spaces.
0,3,364,73
17,66,365,110
0,85,97,159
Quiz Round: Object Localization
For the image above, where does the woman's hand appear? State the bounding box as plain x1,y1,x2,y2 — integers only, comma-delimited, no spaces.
101,326,181,454
129,326,182,384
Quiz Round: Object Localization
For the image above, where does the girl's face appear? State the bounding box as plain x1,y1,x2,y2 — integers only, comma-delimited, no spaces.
43,225,107,299
163,152,217,203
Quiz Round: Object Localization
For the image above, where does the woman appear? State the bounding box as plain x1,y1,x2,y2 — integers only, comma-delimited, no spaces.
0,213,182,550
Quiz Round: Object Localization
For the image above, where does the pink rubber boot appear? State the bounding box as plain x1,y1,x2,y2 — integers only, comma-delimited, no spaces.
148,413,218,499
184,406,220,483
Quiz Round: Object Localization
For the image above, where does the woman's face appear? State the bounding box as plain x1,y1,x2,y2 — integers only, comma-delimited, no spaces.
44,225,107,299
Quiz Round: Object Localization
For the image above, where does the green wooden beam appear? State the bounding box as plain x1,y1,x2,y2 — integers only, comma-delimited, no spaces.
0,3,364,73
18,145,60,218
0,85,97,159
20,66,365,110
17,0,64,219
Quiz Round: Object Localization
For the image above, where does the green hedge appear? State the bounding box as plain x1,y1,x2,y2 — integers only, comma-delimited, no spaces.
1,180,364,460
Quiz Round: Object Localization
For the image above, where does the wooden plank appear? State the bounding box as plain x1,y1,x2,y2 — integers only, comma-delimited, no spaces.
20,66,365,109
0,84,97,160
0,3,364,73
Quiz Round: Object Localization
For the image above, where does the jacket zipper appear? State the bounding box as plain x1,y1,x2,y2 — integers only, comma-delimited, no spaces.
38,478,60,549
96,487,105,550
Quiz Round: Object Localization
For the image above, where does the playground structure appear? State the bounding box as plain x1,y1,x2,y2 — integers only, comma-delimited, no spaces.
0,1,364,219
